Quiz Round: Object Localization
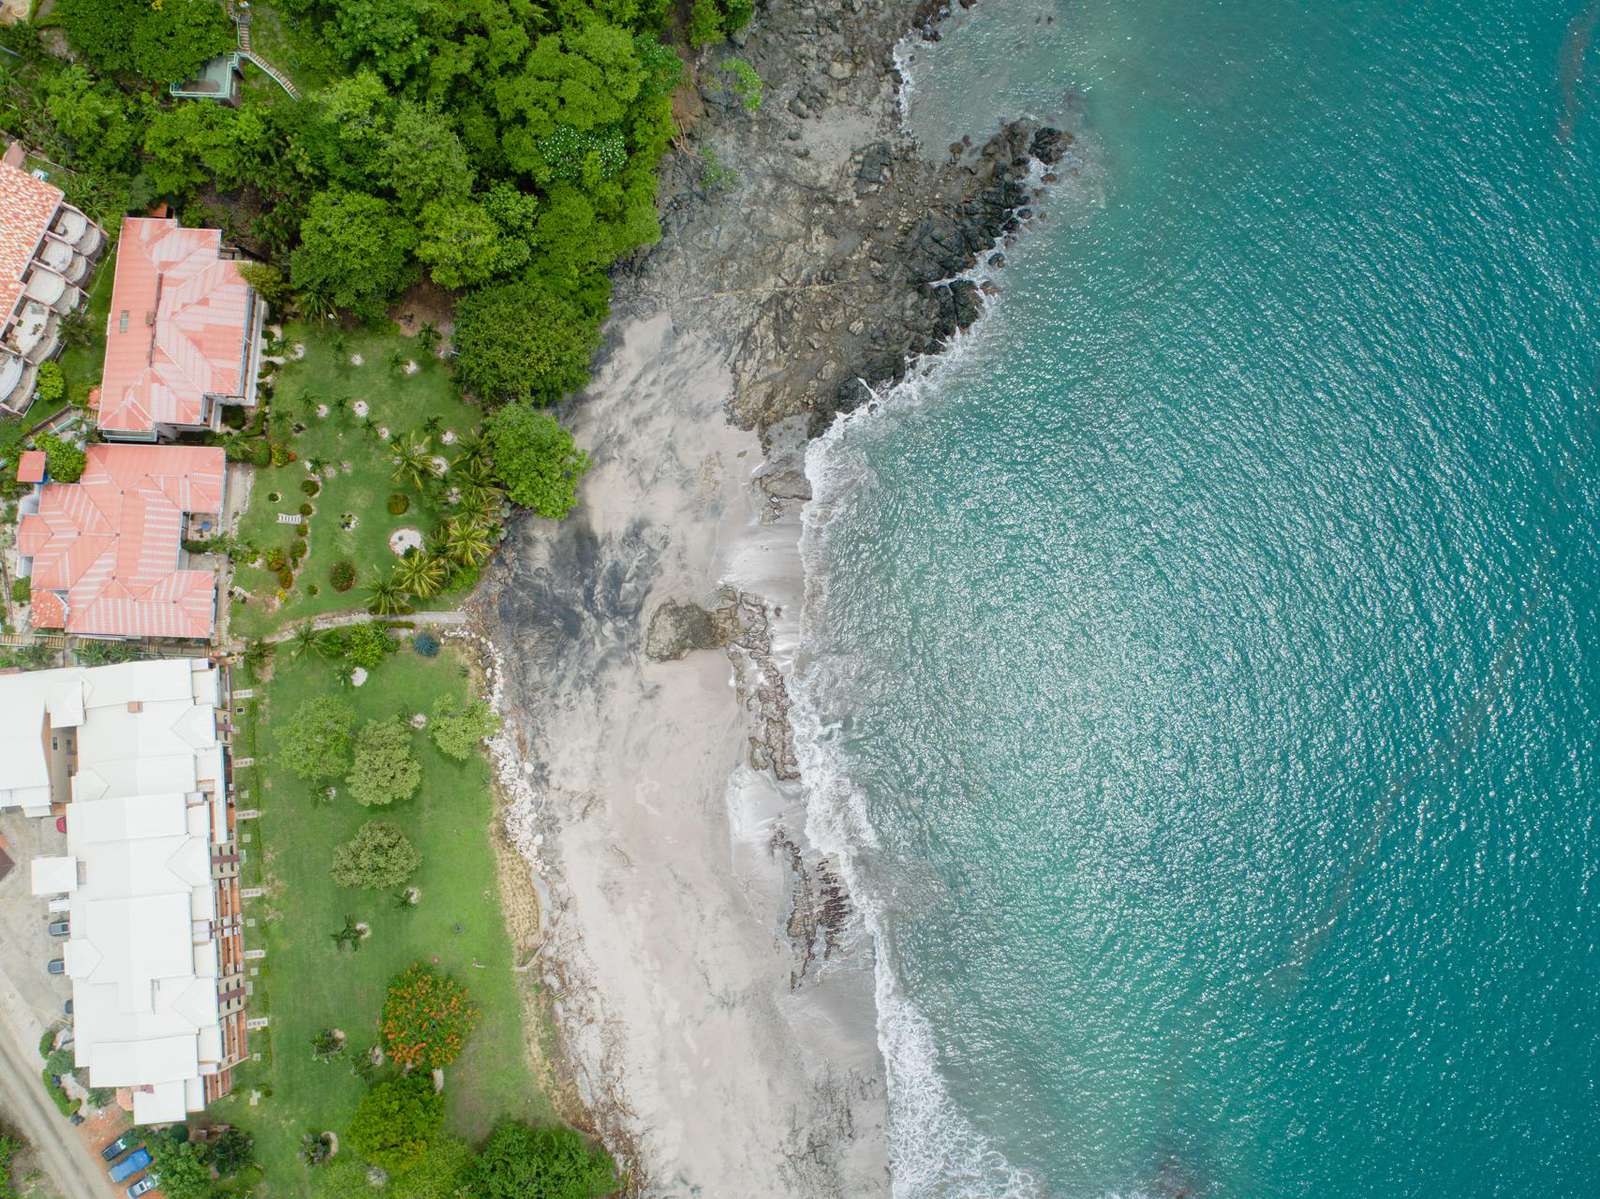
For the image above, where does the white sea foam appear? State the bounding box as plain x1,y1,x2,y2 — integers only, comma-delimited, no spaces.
790,297,1047,1197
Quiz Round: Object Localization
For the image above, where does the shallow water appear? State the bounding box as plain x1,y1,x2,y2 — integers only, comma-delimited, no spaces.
795,2,1600,1195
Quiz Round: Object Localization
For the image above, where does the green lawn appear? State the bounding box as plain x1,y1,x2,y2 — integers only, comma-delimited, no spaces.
230,323,480,640
208,646,552,1199
58,251,115,409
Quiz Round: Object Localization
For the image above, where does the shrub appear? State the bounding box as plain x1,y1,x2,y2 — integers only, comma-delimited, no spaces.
40,1068,78,1117
295,524,309,538
466,1120,617,1199
206,1128,255,1178
348,1075,444,1172
347,719,421,806
387,493,410,515
412,632,440,657
290,539,308,561
34,361,64,407
380,963,480,1070
10,578,28,604
251,440,273,467
277,568,295,588
37,435,85,484
270,442,291,467
485,404,591,519
150,1138,210,1199
277,696,357,781
331,820,420,889
330,560,357,592
343,622,394,670
431,696,500,761
299,502,315,516
722,57,763,111
265,547,288,571
301,479,321,496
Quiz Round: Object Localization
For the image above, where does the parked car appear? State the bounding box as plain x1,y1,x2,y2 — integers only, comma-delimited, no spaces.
101,1134,141,1162
46,958,64,975
63,999,73,1016
127,1175,159,1198
55,815,66,834
68,1113,84,1126
47,919,69,937
108,1149,151,1184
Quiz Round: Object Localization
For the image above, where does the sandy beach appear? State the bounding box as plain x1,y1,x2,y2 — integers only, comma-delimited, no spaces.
475,313,887,1196
466,0,1070,1188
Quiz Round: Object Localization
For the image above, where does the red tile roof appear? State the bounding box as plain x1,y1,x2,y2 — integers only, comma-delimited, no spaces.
16,450,45,483
17,444,224,639
99,217,253,436
29,589,64,629
0,158,63,328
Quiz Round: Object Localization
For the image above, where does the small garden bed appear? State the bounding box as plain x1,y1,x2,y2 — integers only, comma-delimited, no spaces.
229,323,481,639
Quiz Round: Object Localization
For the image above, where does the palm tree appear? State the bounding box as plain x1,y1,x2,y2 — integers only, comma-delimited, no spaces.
395,549,448,598
454,433,490,471
366,575,407,616
453,486,501,526
441,517,494,568
421,414,443,438
390,433,432,491
388,349,408,373
288,622,320,659
242,639,274,672
417,322,441,354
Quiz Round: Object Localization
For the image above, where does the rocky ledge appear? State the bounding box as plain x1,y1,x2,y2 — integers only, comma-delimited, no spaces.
619,0,1073,454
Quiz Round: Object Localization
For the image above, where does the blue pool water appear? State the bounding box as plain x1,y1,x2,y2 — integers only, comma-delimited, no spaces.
793,2,1600,1195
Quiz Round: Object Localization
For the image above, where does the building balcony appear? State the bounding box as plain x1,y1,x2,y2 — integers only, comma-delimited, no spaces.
23,268,79,315
0,353,35,415
37,237,88,286
51,206,86,247
6,303,61,364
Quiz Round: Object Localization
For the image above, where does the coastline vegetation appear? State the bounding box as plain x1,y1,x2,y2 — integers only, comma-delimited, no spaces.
213,645,564,1198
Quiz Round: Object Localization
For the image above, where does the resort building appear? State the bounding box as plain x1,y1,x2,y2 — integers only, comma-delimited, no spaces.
15,444,226,641
97,216,266,442
1,657,245,1122
0,144,107,416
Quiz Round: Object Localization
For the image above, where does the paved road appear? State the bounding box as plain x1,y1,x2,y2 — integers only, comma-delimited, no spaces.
0,972,117,1199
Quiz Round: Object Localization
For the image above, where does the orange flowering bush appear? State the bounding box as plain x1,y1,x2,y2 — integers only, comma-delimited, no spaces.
380,963,480,1070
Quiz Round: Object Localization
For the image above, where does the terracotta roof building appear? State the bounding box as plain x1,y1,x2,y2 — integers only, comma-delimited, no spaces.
98,217,266,441
16,444,226,640
0,144,106,415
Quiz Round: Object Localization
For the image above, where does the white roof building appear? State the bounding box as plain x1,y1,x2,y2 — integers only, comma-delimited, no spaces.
2,659,245,1123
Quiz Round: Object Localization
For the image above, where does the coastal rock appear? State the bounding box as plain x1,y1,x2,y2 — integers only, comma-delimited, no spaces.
643,598,728,661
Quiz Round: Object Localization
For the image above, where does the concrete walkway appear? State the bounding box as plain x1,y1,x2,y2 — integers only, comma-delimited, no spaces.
256,607,471,645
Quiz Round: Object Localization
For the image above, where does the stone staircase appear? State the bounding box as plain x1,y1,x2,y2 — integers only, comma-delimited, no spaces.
230,4,300,100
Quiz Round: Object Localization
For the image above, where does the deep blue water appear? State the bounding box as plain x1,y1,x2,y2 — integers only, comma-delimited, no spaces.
793,2,1600,1196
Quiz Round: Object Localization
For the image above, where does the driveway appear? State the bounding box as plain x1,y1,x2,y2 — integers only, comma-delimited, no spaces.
0,813,121,1199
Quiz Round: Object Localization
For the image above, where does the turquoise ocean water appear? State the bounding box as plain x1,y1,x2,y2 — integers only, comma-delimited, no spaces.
792,2,1600,1196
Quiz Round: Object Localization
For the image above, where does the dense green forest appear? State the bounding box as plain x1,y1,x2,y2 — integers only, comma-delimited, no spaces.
0,0,753,412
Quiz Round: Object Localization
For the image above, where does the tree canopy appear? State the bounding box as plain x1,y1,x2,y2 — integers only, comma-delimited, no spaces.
54,0,233,84
277,697,357,782
464,1120,617,1199
347,718,422,806
484,404,590,519
330,820,422,888
452,277,602,405
149,1137,211,1199
348,1074,445,1173
430,696,500,761
380,963,480,1070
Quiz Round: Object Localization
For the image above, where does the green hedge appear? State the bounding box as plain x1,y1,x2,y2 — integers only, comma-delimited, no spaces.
40,1068,80,1118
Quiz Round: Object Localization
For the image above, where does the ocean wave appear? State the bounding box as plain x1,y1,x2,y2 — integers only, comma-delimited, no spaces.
790,300,1046,1198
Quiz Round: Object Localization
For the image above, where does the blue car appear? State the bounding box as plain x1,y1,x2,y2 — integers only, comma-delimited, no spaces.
101,1134,141,1162
127,1174,159,1198
108,1148,151,1184
46,959,65,975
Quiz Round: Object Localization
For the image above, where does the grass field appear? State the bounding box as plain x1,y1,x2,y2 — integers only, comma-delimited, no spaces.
230,324,480,640
208,645,551,1198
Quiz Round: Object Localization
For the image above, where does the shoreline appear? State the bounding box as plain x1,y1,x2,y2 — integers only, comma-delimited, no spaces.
471,1,1072,1190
